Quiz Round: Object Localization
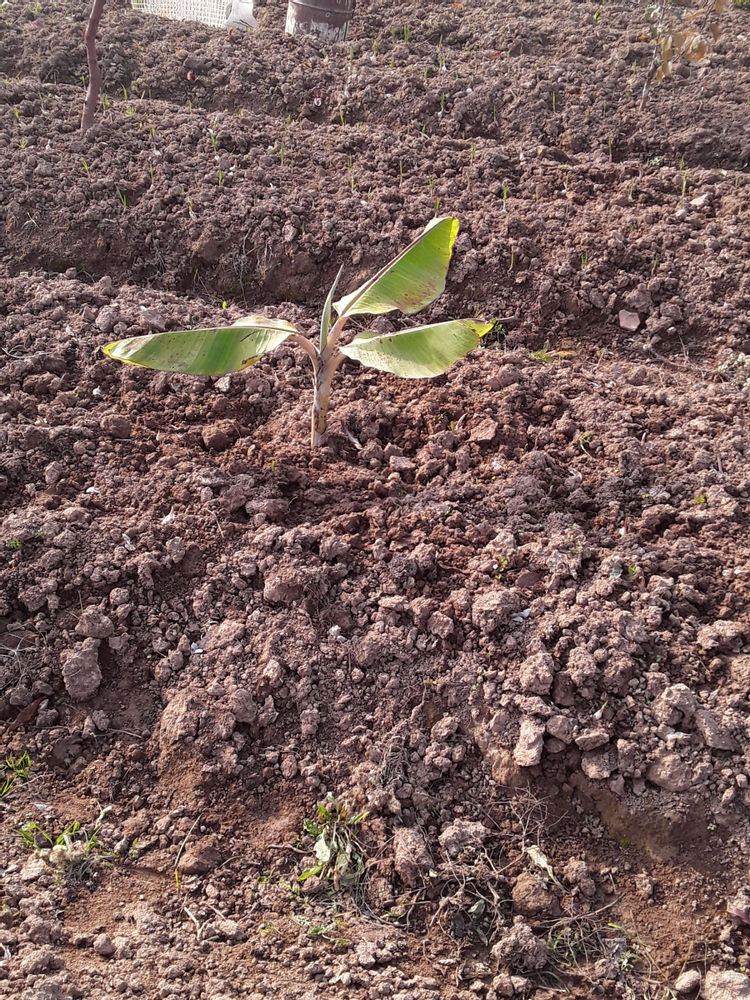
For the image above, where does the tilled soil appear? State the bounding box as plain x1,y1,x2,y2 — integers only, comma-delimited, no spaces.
1,0,749,998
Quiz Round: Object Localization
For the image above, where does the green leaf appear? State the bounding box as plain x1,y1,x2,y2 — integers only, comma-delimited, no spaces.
320,265,344,353
314,834,331,864
334,217,460,318
299,863,324,882
102,314,296,376
339,319,491,378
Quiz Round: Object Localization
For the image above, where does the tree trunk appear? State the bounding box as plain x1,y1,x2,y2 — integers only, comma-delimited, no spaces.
81,0,106,133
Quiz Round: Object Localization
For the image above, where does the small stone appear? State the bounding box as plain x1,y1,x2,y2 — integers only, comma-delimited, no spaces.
388,455,415,474
20,855,47,883
44,461,65,485
690,192,710,209
703,968,750,1000
513,717,545,767
95,305,121,334
158,688,201,748
438,819,488,858
202,421,238,452
93,933,114,957
427,611,454,639
215,918,243,942
697,621,743,653
575,727,609,751
492,920,547,972
75,607,114,639
581,748,616,780
229,687,257,725
19,948,60,974
618,309,641,331
546,715,575,744
512,872,559,919
99,413,132,438
674,969,701,995
393,827,432,887
647,753,692,792
652,683,697,725
356,939,378,968
139,306,166,331
470,417,498,444
61,639,102,701
694,709,737,751
180,841,222,875
472,589,522,634
166,536,186,563
518,651,555,695
280,754,298,779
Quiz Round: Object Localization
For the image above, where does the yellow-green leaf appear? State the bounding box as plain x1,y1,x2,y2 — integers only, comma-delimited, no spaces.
339,319,491,378
102,315,296,375
334,217,460,318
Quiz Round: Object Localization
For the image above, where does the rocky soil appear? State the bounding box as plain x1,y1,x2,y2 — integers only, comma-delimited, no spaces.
1,0,749,998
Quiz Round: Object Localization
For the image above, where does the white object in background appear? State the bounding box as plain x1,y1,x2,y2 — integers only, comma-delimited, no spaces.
226,0,257,26
130,0,256,30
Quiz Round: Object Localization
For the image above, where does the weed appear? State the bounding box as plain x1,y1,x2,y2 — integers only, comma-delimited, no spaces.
299,796,367,889
6,537,22,551
292,913,351,946
531,348,556,363
0,752,31,797
18,811,114,882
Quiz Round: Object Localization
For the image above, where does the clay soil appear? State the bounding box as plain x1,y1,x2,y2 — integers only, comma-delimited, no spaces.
1,0,750,997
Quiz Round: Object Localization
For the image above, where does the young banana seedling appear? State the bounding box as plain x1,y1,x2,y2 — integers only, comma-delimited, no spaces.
103,217,491,450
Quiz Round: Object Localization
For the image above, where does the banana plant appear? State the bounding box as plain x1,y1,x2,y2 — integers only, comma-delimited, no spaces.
102,217,491,450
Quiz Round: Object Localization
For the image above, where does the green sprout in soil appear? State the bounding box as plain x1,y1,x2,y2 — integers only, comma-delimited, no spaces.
102,217,491,450
1,752,31,797
6,537,22,551
19,811,115,882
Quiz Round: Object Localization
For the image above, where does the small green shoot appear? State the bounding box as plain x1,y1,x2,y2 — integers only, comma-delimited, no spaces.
578,431,594,455
1,752,31,797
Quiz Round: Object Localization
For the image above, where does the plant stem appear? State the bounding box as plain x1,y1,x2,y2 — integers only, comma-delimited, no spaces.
310,354,344,450
81,0,106,133
289,333,319,372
